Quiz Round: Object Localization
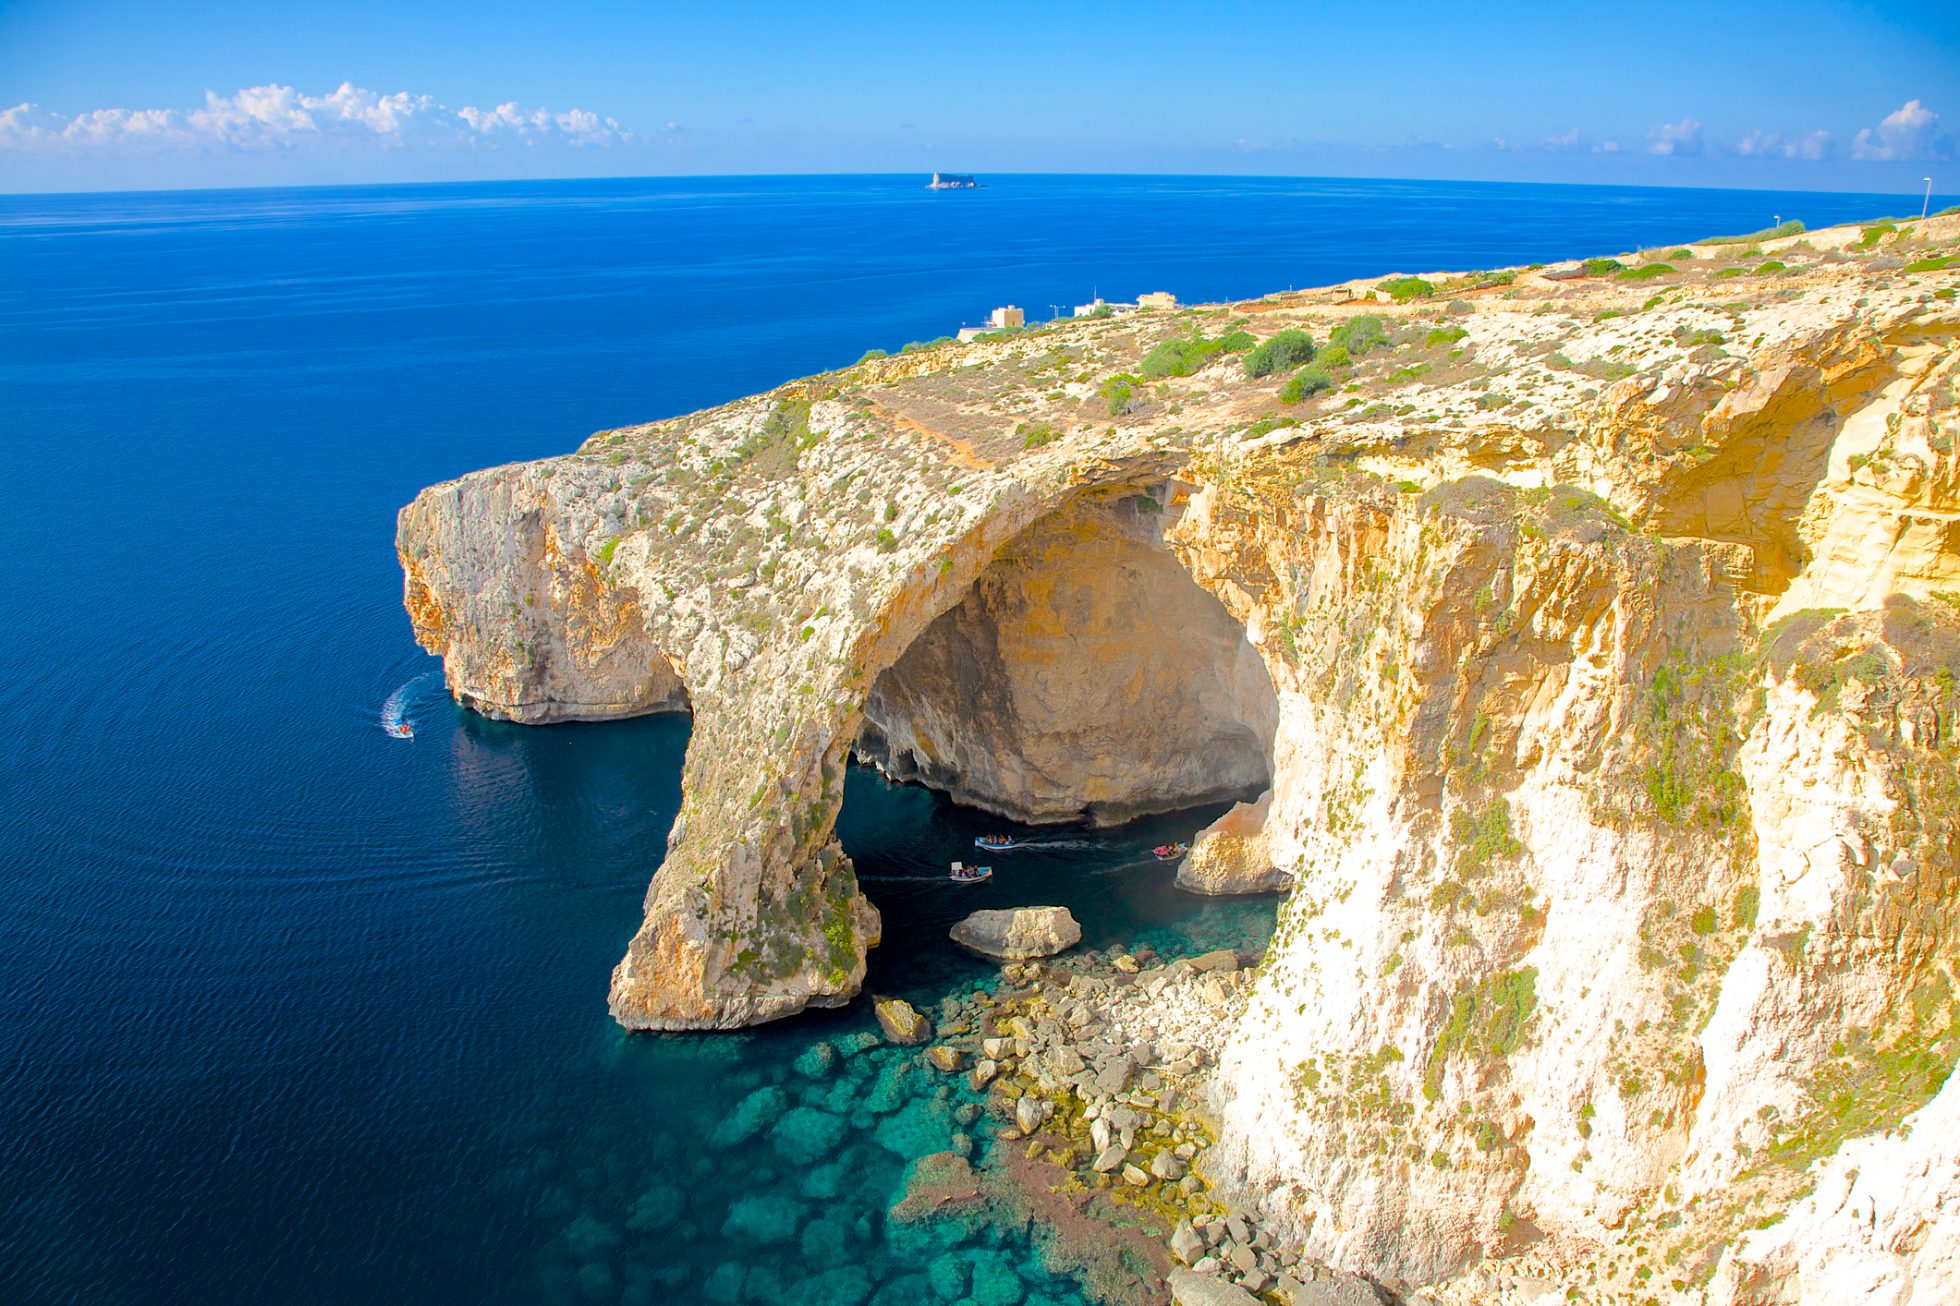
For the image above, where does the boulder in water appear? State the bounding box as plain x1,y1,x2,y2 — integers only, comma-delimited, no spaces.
874,996,930,1045
949,907,1082,963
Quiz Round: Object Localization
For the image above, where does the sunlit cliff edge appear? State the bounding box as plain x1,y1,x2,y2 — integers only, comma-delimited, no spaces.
400,216,1960,1303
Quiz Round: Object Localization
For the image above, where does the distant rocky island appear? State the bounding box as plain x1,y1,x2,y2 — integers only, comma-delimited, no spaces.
400,214,1960,1305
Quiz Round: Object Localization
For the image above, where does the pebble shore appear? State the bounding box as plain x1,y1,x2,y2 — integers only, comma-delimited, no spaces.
903,941,1399,1306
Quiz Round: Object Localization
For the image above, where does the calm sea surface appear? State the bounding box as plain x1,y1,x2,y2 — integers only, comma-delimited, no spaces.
0,175,1908,1304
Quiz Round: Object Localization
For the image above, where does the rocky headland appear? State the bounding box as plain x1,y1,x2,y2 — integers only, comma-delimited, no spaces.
400,215,1960,1303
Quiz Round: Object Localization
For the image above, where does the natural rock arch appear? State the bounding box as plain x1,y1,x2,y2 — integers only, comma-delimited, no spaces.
597,467,1288,1031
854,487,1280,827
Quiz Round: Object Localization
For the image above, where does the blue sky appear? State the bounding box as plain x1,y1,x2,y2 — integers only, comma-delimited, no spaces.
2,0,1955,193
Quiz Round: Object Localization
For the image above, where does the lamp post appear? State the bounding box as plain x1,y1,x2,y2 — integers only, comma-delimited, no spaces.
1925,178,1935,220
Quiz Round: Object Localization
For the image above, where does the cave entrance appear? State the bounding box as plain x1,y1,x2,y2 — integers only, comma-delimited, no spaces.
854,487,1280,827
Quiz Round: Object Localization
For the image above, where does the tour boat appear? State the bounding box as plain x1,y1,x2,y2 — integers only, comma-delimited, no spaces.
948,861,993,884
974,834,1021,851
1152,842,1189,861
387,721,414,740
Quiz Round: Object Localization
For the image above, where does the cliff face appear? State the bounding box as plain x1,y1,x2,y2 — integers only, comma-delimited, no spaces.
400,217,1960,1299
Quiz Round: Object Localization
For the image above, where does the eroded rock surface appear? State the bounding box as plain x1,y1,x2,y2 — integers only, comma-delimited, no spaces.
949,907,1083,962
401,215,1960,1302
1176,792,1288,895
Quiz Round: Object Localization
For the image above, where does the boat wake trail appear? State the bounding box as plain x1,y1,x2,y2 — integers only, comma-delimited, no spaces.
381,672,438,739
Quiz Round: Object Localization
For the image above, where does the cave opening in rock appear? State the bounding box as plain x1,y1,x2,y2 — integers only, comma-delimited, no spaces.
853,486,1280,828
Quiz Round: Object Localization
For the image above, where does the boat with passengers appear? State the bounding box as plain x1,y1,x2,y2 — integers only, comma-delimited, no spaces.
948,861,993,884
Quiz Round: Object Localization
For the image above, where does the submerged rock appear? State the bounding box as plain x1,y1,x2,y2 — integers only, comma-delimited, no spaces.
702,1262,747,1303
790,1265,873,1306
873,996,930,1045
721,1193,806,1245
712,1085,789,1149
770,1105,849,1166
949,907,1082,963
794,1041,839,1078
888,1150,982,1223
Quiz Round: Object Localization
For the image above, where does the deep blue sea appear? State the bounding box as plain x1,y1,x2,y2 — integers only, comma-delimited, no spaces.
0,174,1914,1304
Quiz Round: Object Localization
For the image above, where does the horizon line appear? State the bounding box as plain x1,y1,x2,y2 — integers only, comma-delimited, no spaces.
0,167,1950,206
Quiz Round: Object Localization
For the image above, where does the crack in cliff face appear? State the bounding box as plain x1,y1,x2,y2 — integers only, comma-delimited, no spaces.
856,488,1279,826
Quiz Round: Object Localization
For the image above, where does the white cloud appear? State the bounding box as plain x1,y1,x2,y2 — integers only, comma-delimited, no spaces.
0,82,631,155
1647,117,1704,156
1851,99,1952,161
1738,128,1834,160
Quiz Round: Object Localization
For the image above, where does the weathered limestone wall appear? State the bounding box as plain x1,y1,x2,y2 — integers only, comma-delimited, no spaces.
399,220,1960,1300
857,490,1277,825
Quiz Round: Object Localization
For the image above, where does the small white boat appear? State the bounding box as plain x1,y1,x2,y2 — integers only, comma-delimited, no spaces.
948,861,993,884
1152,842,1189,862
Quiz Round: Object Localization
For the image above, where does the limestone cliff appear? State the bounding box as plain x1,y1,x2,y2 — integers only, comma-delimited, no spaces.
400,215,1960,1300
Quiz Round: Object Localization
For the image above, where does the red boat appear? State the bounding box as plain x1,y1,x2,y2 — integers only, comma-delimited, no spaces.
1152,842,1189,861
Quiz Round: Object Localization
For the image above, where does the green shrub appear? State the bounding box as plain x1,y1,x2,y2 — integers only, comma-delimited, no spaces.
1669,248,1696,260
1424,325,1468,347
1734,885,1760,930
1017,420,1058,450
1243,328,1318,377
1424,968,1539,1100
875,528,899,554
856,347,888,363
1580,257,1625,277
1700,219,1805,245
1141,337,1211,378
1856,222,1897,250
1139,328,1256,380
596,535,622,566
1755,260,1788,275
1379,276,1435,303
1317,343,1351,369
1616,263,1676,281
1453,798,1521,874
1328,314,1388,355
1281,365,1335,403
1100,373,1142,416
1904,255,1958,273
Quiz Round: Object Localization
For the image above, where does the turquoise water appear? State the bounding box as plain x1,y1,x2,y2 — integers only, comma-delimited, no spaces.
0,174,1913,1304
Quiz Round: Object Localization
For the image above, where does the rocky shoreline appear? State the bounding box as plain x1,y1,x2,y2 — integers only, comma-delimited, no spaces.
887,936,1402,1306
406,214,1960,1300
